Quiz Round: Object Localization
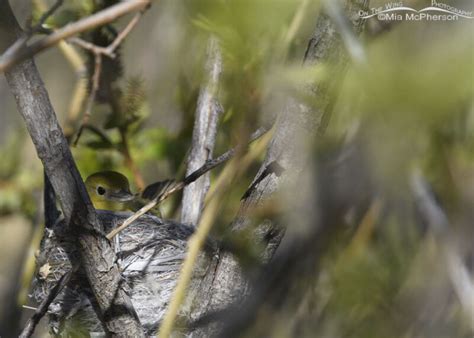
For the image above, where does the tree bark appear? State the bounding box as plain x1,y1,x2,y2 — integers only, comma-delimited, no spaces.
181,37,222,225
0,2,143,336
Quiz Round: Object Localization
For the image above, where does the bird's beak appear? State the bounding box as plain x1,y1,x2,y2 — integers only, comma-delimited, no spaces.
108,190,136,202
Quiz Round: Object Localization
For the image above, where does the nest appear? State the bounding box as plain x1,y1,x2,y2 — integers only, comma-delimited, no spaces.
32,210,202,336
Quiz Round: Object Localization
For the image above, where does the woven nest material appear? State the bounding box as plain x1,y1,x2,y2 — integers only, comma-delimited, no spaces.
32,210,206,336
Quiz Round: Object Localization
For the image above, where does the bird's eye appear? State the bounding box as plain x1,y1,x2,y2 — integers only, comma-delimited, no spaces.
97,186,106,195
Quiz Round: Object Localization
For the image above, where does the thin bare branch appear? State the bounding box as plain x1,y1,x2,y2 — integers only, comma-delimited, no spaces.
73,53,102,146
106,181,185,240
69,11,143,59
186,127,269,185
33,0,64,32
21,305,38,311
67,11,144,59
63,74,88,139
68,36,107,55
106,11,143,56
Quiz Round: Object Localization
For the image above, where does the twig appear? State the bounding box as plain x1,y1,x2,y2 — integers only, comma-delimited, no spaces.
105,11,143,56
106,127,270,240
181,37,222,225
68,37,107,55
69,11,143,59
185,127,269,185
82,124,114,146
22,305,38,311
33,0,64,32
62,56,88,140
19,271,72,338
73,53,102,146
0,0,150,73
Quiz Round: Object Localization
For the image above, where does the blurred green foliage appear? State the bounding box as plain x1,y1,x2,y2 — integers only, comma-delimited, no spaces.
32,0,94,28
0,130,40,217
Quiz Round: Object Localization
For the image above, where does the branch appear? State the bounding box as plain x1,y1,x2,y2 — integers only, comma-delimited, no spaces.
106,127,270,240
73,53,101,146
0,0,150,73
0,2,144,336
82,123,114,145
181,37,222,225
33,0,64,33
410,171,474,328
68,11,144,59
19,271,71,338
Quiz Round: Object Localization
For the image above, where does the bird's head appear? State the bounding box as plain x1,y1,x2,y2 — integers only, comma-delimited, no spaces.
85,171,136,211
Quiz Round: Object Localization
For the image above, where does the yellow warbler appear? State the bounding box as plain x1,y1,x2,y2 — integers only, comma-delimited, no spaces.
85,171,136,211
85,171,172,213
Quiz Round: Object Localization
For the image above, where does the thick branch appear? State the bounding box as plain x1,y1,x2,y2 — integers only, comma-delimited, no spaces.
0,2,143,336
181,37,222,225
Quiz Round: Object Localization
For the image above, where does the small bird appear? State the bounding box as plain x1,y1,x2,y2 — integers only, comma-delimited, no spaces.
85,171,172,212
